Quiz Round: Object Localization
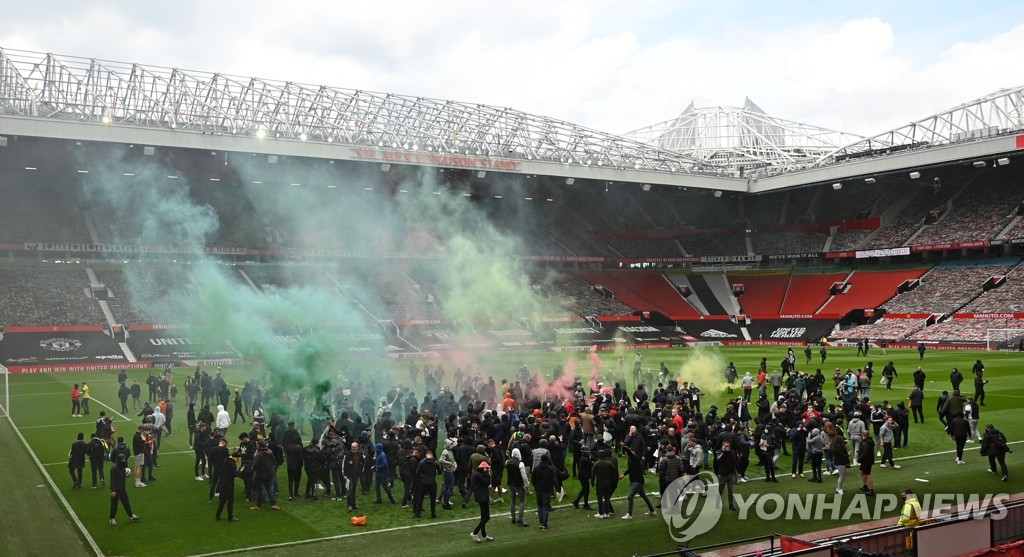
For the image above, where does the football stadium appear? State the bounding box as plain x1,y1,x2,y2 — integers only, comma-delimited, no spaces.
1,42,1024,557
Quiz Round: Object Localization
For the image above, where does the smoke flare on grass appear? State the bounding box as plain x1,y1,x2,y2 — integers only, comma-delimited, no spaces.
675,347,727,393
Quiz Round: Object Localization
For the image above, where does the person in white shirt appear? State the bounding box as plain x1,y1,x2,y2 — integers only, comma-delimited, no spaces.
215,404,230,436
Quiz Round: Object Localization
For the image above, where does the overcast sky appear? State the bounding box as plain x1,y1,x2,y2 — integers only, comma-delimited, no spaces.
3,1,1024,138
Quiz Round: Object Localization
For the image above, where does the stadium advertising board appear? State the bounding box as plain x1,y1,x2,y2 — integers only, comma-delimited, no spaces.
677,320,743,340
765,252,822,260
127,330,238,361
912,240,989,252
952,313,1024,319
401,322,681,352
0,331,129,367
855,247,910,259
745,319,834,342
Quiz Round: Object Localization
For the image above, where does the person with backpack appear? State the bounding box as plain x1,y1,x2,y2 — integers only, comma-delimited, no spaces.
980,425,1010,481
657,442,684,494
87,433,108,489
505,447,530,525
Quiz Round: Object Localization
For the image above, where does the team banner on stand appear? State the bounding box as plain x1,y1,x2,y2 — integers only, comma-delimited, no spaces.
0,330,131,370
127,329,239,361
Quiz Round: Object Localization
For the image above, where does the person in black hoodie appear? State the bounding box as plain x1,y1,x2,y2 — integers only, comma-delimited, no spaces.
250,440,280,510
532,453,557,530
237,432,256,501
215,451,241,521
414,449,440,518
948,414,970,464
621,448,655,519
715,441,739,510
285,437,304,501
203,435,227,497
980,424,1010,481
194,423,211,481
118,382,130,414
397,442,417,507
108,453,139,525
572,446,593,510
68,433,88,489
88,433,107,489
302,437,322,500
469,461,493,542
858,430,876,496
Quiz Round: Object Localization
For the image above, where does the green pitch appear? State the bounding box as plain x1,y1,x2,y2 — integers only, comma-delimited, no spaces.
1,346,1022,557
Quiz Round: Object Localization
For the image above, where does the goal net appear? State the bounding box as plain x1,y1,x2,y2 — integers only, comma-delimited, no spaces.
0,364,8,420
986,329,1024,352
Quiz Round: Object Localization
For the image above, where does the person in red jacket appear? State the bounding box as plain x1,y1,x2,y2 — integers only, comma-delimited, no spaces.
71,384,82,417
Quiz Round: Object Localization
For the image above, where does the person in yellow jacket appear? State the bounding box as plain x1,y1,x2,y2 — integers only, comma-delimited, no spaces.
897,488,922,527
81,383,91,415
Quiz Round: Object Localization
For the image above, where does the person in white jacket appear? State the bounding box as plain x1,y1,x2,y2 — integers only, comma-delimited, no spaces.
215,404,230,436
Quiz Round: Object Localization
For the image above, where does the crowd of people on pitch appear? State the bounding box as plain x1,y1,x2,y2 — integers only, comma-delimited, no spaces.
67,350,1012,539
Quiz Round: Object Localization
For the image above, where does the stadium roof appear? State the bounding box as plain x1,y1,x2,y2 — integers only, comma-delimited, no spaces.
1,47,1023,193
622,97,868,177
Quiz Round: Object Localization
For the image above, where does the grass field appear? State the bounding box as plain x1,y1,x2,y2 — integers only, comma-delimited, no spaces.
1,345,1023,557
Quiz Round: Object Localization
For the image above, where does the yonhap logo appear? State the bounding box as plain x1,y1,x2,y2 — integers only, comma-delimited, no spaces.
39,337,82,352
661,471,721,543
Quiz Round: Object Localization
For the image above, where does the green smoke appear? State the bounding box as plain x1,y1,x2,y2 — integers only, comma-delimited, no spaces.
78,147,565,414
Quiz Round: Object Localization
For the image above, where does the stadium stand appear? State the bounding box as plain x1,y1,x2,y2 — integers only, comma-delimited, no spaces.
962,263,1024,313
863,181,961,249
828,229,873,252
747,193,786,227
839,318,926,340
546,274,635,316
784,187,817,223
818,268,928,316
0,266,105,326
778,270,850,315
674,273,727,315
908,317,1019,343
881,260,1015,315
0,177,91,243
812,180,892,221
910,177,1021,245
607,237,683,257
575,270,701,318
97,267,193,325
750,232,826,254
1002,217,1024,240
730,270,790,315
678,231,748,256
